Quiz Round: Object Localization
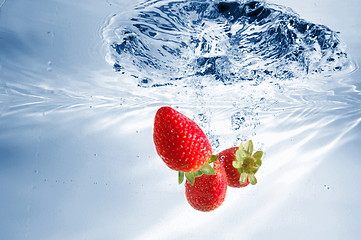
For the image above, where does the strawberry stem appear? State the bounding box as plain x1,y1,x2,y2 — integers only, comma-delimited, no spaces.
232,140,263,185
178,155,218,185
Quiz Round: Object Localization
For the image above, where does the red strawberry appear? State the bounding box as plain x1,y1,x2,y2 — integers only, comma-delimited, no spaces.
185,159,227,212
217,147,250,188
153,106,213,173
217,140,263,188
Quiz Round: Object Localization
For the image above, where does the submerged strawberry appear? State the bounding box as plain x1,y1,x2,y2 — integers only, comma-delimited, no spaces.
153,106,213,174
218,140,263,188
217,147,250,188
185,159,227,212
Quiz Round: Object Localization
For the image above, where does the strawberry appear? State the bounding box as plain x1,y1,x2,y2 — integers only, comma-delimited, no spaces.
217,140,263,188
185,159,227,212
217,147,250,188
153,106,213,174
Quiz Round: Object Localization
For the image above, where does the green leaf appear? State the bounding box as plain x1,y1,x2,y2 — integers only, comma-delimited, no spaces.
232,160,242,169
251,168,259,174
208,155,218,163
236,144,248,161
244,140,254,155
200,163,215,175
248,174,257,185
194,170,203,177
178,171,185,184
256,158,262,168
238,142,245,152
253,151,263,160
185,172,195,185
240,172,247,183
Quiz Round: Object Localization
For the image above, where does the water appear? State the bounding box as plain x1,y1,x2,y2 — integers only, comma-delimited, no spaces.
0,0,361,239
104,0,353,86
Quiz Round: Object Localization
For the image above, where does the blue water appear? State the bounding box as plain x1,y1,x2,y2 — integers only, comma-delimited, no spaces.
105,0,353,86
1,0,361,239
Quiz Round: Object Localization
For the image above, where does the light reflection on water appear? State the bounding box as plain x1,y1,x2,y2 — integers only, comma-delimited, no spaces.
1,0,361,239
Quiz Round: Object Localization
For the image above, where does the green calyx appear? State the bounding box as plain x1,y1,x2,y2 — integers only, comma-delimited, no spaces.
232,140,263,185
178,155,217,185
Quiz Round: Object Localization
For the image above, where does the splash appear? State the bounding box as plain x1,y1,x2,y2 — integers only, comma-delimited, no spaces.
102,0,354,87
